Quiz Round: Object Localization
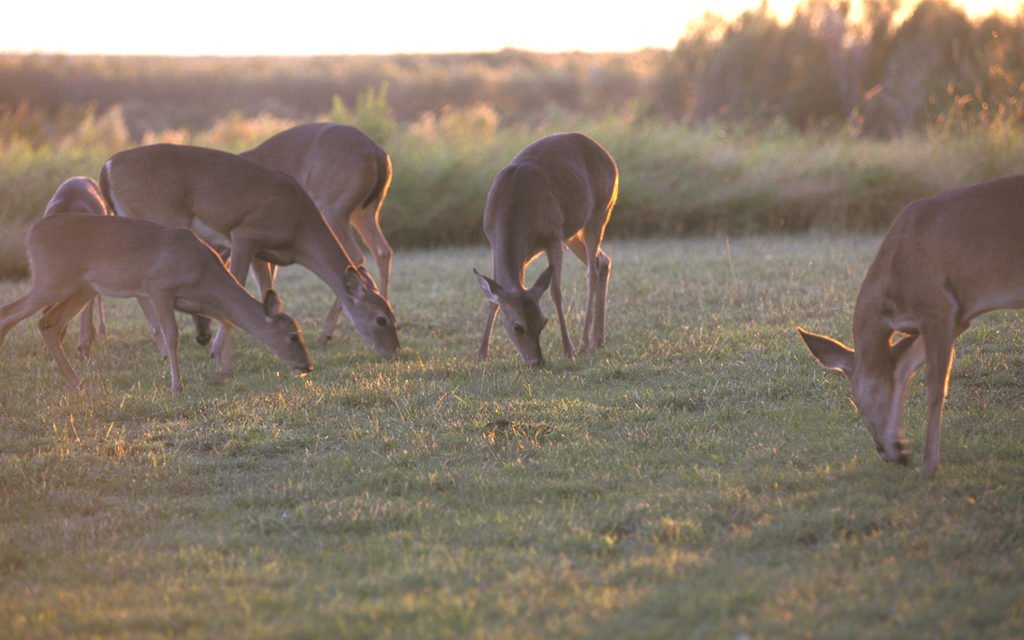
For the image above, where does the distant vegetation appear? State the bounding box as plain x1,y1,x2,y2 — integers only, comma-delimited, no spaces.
1,0,1023,277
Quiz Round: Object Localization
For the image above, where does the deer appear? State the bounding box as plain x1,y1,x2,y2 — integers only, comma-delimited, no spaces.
799,173,1024,476
99,143,399,367
473,132,618,367
0,214,312,394
191,123,393,346
42,176,113,357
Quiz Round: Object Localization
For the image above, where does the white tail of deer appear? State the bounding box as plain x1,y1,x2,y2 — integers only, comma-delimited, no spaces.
99,143,399,363
42,176,113,357
799,173,1024,475
239,123,394,344
0,214,312,394
474,132,618,366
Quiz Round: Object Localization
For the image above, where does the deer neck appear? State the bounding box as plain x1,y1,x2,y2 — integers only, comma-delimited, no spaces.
292,224,363,303
489,248,525,291
183,277,268,337
850,280,899,379
490,226,538,291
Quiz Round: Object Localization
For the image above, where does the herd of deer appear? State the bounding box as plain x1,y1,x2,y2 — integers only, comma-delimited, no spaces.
1,122,1021,475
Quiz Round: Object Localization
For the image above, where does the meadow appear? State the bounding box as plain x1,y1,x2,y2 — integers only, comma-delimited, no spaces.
5,7,1024,632
1,233,1022,638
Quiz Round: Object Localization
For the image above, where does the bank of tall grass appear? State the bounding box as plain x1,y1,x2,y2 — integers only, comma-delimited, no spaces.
2,100,1024,278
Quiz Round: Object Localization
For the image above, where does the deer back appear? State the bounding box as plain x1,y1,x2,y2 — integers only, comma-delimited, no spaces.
240,123,390,227
27,215,218,296
483,132,617,285
856,173,1024,333
43,177,112,217
101,143,325,252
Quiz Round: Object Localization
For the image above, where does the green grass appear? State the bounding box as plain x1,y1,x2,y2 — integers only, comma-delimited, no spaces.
1,236,1022,638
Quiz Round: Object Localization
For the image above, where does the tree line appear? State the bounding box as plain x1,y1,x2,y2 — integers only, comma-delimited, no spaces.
658,0,1024,136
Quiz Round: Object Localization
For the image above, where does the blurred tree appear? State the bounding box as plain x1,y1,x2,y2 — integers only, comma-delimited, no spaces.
859,0,975,134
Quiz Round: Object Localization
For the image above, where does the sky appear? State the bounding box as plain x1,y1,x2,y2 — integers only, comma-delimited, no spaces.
3,0,1020,56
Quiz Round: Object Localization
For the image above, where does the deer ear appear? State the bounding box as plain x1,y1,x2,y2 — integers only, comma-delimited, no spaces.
262,289,284,317
356,265,380,294
342,267,366,297
528,265,554,301
473,268,503,305
798,327,854,377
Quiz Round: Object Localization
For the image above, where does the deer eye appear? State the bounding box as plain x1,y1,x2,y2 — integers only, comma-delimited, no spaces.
289,333,300,344
513,323,526,336
376,316,390,328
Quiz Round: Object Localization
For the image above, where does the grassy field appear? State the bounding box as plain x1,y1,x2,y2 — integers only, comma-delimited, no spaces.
1,235,1022,638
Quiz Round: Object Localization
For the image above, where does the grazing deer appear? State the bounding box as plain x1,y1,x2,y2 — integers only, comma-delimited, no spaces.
192,123,393,346
0,214,311,394
799,173,1024,475
99,143,399,364
473,133,618,366
42,176,113,357
242,123,393,296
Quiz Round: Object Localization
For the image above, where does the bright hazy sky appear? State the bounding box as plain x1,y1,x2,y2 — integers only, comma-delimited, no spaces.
3,0,1019,56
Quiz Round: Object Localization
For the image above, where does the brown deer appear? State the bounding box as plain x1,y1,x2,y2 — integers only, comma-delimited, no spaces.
99,143,399,366
42,176,113,357
473,133,618,366
0,214,311,394
799,173,1024,475
193,123,394,346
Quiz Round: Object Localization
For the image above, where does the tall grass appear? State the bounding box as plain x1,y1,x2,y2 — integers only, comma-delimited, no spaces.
0,236,1021,638
3,99,1024,277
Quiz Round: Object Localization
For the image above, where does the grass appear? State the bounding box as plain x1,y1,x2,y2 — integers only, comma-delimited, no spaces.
1,235,1022,638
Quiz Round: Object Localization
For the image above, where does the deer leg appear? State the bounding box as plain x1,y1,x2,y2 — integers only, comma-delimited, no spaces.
566,234,610,353
0,290,53,350
315,261,386,345
477,302,499,361
545,245,574,361
38,288,94,390
210,241,256,377
589,249,611,349
77,299,96,358
211,326,235,381
193,248,230,346
250,259,276,298
317,217,372,345
148,294,184,394
920,325,957,476
565,234,593,352
77,293,109,357
318,300,346,346
351,206,393,300
136,297,170,358
581,216,611,351
193,315,213,346
96,295,107,337
885,334,926,465
316,230,372,346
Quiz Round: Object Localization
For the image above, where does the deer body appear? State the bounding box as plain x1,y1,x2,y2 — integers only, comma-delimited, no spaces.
0,214,311,393
99,143,398,358
42,176,113,356
474,133,618,366
799,173,1024,475
236,123,394,344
